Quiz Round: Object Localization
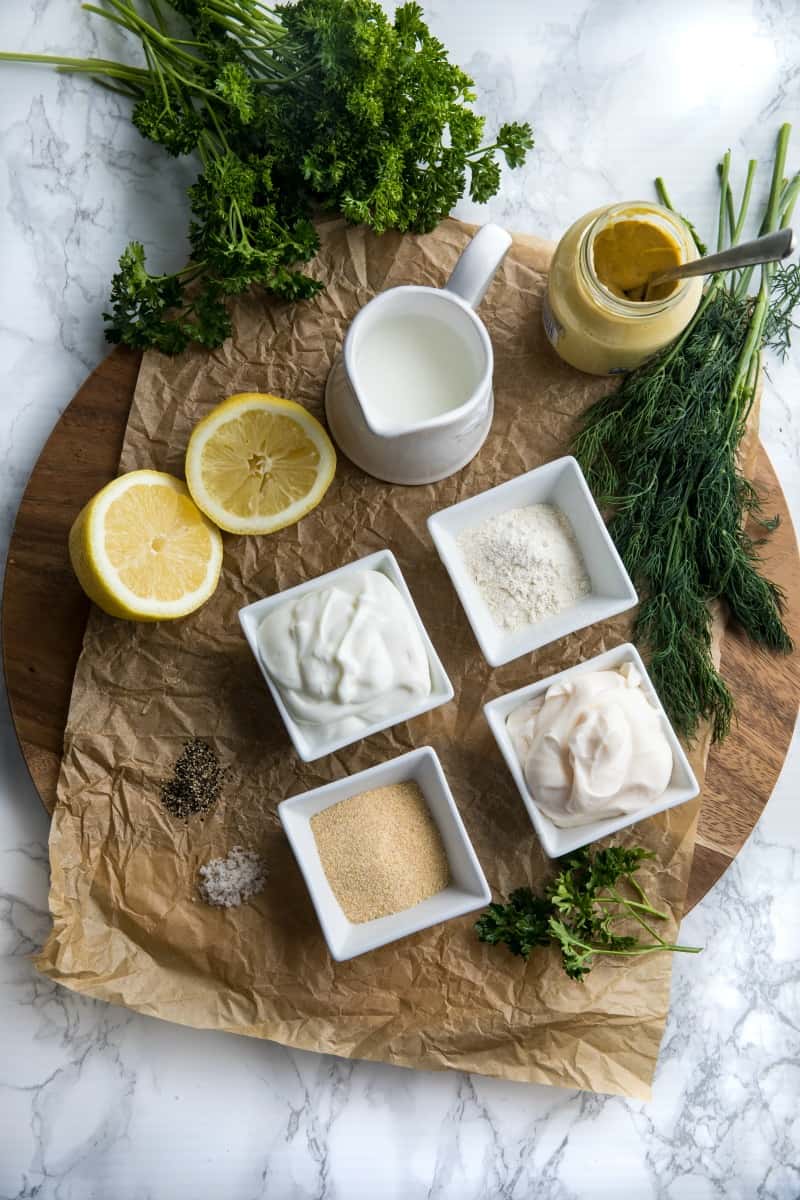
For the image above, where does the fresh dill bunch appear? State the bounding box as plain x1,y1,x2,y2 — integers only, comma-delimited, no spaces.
575,127,797,742
764,262,800,357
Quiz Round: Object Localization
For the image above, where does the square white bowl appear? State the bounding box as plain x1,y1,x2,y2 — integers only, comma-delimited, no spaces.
238,549,453,763
427,456,637,667
483,642,700,858
278,746,491,961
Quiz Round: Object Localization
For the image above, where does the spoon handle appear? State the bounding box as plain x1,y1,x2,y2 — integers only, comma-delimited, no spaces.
650,227,796,286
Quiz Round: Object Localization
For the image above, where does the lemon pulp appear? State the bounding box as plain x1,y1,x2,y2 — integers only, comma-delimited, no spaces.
185,393,336,535
69,470,223,621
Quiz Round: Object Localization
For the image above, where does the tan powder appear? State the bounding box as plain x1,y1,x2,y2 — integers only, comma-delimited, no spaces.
310,781,451,923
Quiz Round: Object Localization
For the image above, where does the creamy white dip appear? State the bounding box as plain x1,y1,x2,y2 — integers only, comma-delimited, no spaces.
506,663,673,828
258,569,431,737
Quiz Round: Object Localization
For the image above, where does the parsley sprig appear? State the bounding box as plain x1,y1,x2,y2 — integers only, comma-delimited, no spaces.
0,0,533,353
476,847,701,981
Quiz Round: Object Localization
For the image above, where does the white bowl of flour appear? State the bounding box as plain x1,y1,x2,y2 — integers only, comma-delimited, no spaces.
427,456,637,667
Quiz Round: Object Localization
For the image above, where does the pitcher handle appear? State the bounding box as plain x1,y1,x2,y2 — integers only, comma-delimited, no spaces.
443,223,512,309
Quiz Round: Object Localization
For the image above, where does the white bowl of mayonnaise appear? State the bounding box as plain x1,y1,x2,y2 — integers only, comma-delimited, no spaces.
238,549,454,762
483,643,699,858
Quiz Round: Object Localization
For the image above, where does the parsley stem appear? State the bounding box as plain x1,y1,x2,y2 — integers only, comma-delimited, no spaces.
626,873,656,910
202,102,230,154
595,896,669,921
91,75,141,97
615,903,670,946
588,943,702,957
0,51,149,81
148,0,168,34
85,0,205,69
559,932,701,961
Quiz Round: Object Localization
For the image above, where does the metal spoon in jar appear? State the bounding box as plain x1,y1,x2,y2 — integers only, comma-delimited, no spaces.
643,227,796,299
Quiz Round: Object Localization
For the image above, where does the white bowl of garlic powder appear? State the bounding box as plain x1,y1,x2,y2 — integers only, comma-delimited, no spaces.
483,643,700,858
427,456,637,667
278,746,491,960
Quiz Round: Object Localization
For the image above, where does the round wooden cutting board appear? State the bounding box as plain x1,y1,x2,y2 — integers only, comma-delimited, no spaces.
3,347,799,912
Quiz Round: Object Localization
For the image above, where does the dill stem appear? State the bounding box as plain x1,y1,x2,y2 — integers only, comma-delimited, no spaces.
733,159,758,242
736,124,792,298
654,177,672,207
720,158,756,292
728,158,758,291
731,124,792,395
717,150,731,251
780,174,800,228
779,173,800,224
719,165,736,243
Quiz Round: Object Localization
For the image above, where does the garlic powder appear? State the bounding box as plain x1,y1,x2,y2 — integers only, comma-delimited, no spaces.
457,503,590,631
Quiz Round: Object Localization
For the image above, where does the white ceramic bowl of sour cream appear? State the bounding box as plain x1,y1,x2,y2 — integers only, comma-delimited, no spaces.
426,456,637,667
238,549,454,762
483,642,700,858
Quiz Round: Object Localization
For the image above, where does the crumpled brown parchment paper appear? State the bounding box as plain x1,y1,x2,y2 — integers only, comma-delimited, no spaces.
36,217,731,1100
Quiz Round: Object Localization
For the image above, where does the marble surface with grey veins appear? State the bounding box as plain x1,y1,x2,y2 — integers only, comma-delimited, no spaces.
1,1,799,1197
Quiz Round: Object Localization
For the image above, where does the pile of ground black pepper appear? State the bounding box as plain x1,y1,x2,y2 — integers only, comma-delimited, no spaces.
159,738,224,819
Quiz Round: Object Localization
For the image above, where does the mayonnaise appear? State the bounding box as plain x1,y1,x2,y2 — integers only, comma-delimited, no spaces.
506,663,673,828
257,569,431,737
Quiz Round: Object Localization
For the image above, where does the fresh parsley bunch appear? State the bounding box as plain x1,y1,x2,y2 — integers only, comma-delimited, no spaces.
1,0,533,353
476,846,701,981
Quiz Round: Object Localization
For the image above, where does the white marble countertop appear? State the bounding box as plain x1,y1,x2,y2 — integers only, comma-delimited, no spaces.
1,1,799,1196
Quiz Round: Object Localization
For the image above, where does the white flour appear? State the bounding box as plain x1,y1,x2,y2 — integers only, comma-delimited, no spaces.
457,503,590,631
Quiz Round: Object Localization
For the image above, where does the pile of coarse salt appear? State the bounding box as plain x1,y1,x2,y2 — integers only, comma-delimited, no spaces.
197,846,267,908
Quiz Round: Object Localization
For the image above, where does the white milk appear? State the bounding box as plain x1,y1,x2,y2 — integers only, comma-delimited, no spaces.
355,313,480,429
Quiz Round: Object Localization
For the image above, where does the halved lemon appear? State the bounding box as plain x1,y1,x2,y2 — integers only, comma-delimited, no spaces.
184,393,337,536
68,470,223,621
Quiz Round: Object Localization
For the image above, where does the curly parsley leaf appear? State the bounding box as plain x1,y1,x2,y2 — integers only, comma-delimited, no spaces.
476,846,700,982
4,0,533,351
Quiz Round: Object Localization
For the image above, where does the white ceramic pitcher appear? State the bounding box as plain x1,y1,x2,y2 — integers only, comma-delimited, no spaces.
324,224,512,485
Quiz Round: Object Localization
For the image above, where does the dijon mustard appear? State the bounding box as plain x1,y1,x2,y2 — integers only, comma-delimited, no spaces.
543,202,703,375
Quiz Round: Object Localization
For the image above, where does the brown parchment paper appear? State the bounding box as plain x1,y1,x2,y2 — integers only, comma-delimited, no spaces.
36,217,738,1101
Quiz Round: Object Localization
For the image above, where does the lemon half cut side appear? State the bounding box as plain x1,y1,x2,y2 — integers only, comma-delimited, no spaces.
68,470,224,621
184,392,337,536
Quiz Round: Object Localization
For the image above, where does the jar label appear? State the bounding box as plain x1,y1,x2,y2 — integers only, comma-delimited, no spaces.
542,294,563,346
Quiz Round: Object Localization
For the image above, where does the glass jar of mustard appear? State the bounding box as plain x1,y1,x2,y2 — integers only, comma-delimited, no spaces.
543,201,703,375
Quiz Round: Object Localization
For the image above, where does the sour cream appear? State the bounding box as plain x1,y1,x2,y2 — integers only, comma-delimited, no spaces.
257,569,431,736
506,663,673,828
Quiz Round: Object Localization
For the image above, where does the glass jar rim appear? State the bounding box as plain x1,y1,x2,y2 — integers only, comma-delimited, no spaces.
580,201,698,317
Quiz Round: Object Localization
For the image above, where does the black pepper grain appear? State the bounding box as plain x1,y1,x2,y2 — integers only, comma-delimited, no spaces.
160,738,224,820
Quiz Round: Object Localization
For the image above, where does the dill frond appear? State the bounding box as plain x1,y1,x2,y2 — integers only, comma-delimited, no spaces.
574,215,794,743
